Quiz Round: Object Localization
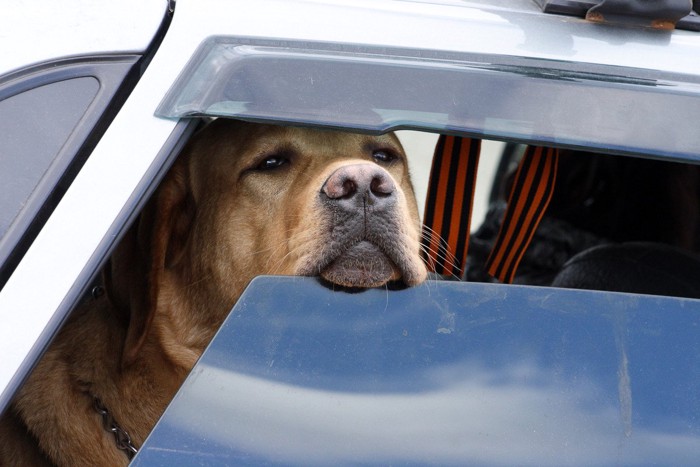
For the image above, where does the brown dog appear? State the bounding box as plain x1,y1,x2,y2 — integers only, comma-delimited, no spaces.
0,120,427,466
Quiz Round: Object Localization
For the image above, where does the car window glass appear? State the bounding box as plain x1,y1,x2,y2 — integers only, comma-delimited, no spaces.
0,77,99,241
134,276,700,466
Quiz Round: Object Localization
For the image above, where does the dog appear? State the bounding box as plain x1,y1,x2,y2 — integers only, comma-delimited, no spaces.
0,120,428,466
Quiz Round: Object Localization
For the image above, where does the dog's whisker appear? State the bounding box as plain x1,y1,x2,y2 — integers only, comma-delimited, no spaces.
419,243,463,281
419,240,460,271
420,227,460,262
383,282,389,313
251,228,318,268
259,230,321,274
184,272,217,290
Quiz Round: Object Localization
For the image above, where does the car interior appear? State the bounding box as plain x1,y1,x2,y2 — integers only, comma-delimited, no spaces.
150,35,700,302
409,132,700,299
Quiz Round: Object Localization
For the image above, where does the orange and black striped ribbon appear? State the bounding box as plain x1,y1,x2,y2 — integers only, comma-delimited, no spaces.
421,135,481,277
485,145,559,283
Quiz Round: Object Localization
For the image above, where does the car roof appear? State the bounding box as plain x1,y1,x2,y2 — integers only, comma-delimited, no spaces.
0,0,166,76
163,0,700,75
3,0,699,89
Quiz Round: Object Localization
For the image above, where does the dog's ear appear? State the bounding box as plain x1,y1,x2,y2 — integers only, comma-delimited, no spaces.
104,158,195,369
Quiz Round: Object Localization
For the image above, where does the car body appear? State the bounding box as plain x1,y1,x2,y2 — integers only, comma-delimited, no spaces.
1,0,700,464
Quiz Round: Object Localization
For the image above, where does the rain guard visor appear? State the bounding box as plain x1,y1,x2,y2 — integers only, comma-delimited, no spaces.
157,36,700,162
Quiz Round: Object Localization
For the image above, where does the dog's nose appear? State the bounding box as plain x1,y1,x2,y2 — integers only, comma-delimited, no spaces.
322,163,396,208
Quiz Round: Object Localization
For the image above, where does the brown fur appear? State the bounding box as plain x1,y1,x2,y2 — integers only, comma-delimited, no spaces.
0,120,427,466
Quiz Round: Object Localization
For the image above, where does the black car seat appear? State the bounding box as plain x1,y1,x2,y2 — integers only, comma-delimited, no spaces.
421,135,558,283
551,242,700,299
422,136,700,298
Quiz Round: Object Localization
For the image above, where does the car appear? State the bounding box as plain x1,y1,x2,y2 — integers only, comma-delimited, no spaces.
1,0,700,464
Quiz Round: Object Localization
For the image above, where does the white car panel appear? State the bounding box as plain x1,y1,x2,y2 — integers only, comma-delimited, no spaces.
0,0,168,75
156,0,700,75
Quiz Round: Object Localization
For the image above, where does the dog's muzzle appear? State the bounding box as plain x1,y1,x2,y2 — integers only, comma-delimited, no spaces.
314,163,412,288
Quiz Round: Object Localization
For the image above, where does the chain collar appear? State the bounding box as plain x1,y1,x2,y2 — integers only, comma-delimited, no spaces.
89,287,138,459
93,397,139,459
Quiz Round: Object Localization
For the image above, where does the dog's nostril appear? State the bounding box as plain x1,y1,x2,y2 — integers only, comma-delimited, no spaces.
370,175,393,197
322,164,395,205
323,176,356,199
342,179,357,199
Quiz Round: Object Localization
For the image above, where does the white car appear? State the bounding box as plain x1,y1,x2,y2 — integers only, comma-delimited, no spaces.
2,0,700,464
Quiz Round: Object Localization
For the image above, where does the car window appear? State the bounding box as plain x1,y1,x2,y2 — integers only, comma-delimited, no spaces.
0,57,139,286
134,276,700,466
0,77,99,240
154,35,700,297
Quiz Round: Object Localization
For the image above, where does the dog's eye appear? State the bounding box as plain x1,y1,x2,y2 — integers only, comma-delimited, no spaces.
256,156,289,171
372,150,398,164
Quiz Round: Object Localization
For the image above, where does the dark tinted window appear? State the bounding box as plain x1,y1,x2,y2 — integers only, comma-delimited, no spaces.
0,77,99,239
0,56,139,286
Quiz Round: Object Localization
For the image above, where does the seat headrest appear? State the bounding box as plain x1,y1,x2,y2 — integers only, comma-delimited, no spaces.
422,135,558,283
551,242,700,299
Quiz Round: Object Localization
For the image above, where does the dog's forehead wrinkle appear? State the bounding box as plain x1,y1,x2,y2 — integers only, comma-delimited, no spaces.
254,139,297,157
362,136,404,154
286,127,403,160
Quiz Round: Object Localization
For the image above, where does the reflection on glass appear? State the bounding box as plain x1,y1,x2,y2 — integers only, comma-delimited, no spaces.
134,277,700,466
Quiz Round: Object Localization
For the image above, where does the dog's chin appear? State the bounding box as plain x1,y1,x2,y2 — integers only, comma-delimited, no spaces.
319,241,401,288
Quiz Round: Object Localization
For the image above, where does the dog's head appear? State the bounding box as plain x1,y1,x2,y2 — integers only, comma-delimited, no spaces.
107,120,427,367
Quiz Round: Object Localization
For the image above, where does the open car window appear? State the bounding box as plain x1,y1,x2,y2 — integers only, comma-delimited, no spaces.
154,35,700,297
